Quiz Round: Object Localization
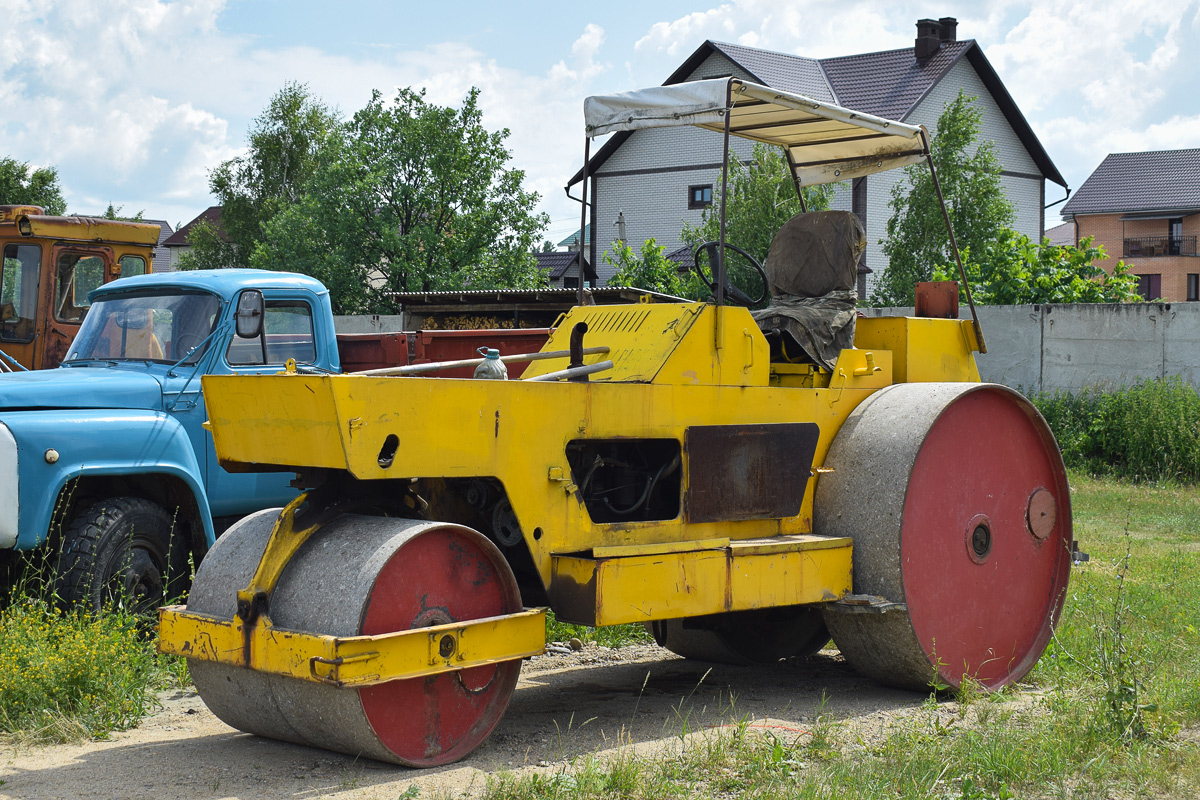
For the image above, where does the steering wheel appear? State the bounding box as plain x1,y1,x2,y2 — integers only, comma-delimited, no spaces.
692,241,769,306
174,333,207,362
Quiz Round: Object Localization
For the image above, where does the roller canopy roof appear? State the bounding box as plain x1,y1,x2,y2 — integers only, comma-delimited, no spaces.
583,78,928,186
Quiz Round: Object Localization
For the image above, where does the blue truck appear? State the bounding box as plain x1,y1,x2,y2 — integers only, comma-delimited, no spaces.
0,268,570,608
0,268,552,609
0,270,344,608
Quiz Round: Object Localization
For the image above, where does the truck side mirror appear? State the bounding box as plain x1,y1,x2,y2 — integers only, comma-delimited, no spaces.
235,290,264,339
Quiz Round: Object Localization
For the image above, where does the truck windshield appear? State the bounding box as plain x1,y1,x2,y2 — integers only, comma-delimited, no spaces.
64,291,222,365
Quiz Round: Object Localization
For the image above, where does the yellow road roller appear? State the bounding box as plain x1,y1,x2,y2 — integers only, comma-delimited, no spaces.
158,78,1073,767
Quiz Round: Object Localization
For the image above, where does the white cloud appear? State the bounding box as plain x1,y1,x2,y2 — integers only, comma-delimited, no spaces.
633,1,935,61
636,6,736,57
3,0,1196,238
988,0,1195,117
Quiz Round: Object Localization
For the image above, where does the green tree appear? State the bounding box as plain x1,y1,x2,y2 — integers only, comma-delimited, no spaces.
253,87,547,312
0,157,67,215
101,202,144,221
186,83,341,271
942,231,1141,304
175,218,240,272
873,91,1014,306
681,143,834,264
605,237,705,299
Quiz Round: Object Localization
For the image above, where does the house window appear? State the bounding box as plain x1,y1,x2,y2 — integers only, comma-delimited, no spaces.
1169,218,1184,256
689,185,713,209
1188,274,1199,302
1135,273,1161,301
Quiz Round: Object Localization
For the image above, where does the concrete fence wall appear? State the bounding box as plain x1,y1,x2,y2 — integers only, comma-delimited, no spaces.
863,303,1200,393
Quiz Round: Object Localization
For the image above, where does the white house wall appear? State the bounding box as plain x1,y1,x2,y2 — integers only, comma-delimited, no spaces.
1000,173,1045,242
863,169,904,296
906,57,1044,246
911,59,1038,173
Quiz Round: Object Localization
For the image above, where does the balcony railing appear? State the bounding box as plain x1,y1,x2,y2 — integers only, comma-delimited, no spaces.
1123,235,1197,258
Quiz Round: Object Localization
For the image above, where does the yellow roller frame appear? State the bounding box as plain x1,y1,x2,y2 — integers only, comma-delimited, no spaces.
551,534,853,626
157,606,545,688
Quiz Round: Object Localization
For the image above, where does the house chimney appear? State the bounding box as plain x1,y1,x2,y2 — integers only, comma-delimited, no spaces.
915,18,942,61
938,17,957,41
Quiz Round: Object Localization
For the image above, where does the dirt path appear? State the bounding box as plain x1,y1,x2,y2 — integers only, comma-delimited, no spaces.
0,644,925,800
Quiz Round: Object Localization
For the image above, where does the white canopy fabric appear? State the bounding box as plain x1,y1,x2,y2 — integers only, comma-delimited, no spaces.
584,78,928,186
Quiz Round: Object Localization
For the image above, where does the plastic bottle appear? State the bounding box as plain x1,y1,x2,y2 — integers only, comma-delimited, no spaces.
473,347,508,380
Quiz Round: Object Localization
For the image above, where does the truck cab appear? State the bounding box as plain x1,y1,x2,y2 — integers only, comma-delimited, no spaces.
0,205,161,371
0,269,340,609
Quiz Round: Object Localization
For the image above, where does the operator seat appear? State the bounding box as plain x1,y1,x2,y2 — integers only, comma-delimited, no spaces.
751,211,865,370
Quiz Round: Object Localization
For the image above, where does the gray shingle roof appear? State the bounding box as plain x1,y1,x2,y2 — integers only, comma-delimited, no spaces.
664,244,695,270
702,42,834,102
1061,149,1200,217
163,206,223,247
534,250,596,280
1044,221,1075,246
819,41,971,121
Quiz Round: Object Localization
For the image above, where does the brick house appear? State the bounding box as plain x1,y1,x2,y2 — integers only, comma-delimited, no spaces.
1060,149,1200,301
568,18,1065,297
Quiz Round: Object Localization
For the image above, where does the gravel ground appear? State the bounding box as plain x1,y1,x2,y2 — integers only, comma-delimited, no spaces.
0,643,928,800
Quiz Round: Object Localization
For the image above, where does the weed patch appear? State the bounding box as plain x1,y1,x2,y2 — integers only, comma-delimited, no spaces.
546,610,653,649
0,598,185,744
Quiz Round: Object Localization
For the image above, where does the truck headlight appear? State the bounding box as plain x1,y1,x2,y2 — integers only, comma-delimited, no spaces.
0,422,17,549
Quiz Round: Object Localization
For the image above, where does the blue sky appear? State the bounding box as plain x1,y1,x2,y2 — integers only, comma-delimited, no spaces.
2,0,1197,244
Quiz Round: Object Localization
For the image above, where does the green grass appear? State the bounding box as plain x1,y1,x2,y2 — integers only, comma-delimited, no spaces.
471,472,1200,800
0,585,647,746
546,610,654,649
0,597,186,744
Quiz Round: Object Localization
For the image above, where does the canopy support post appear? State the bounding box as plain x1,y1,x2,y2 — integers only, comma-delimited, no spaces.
924,132,986,354
783,149,808,213
714,79,734,349
577,137,591,307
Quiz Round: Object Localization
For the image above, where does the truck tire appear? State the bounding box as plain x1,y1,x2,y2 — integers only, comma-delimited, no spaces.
52,497,184,612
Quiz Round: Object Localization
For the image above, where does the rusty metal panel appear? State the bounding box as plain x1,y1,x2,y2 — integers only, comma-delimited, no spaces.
915,280,959,319
685,422,819,523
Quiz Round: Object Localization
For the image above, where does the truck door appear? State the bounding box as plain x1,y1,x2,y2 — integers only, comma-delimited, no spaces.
45,246,114,367
0,243,41,369
204,292,318,516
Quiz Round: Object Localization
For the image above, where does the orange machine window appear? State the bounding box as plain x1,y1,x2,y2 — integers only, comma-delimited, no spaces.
119,255,147,278
1,243,41,342
55,252,106,323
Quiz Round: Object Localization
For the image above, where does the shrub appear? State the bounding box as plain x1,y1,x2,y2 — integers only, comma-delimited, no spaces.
1031,377,1200,482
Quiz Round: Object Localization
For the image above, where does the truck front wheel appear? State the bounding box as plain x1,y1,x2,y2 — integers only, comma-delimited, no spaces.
52,497,184,612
